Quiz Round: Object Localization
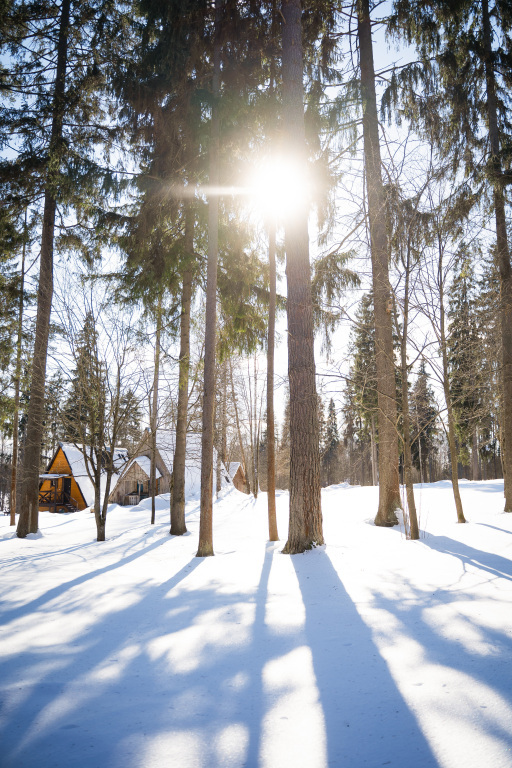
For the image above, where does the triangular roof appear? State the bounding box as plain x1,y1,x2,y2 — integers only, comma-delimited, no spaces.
123,455,162,480
111,429,231,502
47,443,128,508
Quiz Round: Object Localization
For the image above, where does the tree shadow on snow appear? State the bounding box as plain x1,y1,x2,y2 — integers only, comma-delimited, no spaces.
0,547,305,768
291,549,440,768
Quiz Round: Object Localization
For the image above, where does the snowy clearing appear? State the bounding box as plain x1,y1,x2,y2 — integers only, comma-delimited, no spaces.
1,480,512,768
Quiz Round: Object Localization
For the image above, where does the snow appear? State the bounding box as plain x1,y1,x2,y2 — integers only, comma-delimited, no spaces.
153,430,231,497
1,479,512,768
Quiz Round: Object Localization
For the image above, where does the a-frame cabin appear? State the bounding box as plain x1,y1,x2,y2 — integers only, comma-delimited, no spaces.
39,443,128,513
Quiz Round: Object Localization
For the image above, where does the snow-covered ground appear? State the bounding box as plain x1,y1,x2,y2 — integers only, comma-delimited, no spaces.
1,480,512,768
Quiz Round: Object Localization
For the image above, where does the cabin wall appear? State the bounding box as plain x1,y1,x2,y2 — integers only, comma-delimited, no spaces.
109,462,167,505
39,448,87,511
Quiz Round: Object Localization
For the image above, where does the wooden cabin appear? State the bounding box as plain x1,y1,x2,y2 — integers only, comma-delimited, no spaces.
109,454,164,506
39,443,128,512
109,429,232,505
229,462,249,494
108,430,172,505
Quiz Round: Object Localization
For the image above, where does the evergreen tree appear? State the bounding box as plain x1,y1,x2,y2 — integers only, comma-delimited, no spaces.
356,0,402,525
388,0,512,508
1,0,123,537
322,398,340,486
448,250,485,475
410,362,438,483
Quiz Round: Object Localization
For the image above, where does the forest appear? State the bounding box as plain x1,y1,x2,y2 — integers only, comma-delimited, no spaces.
0,0,511,551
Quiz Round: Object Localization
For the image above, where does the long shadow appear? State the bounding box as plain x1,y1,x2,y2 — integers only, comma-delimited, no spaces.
369,576,512,761
243,548,273,768
476,522,512,536
292,549,440,768
427,534,512,582
0,529,176,624
0,547,299,768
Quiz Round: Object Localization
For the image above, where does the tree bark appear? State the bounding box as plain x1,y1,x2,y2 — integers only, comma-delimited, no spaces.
10,214,26,526
358,0,401,526
170,208,194,535
150,291,162,526
472,428,480,481
197,0,221,557
482,0,512,510
398,245,419,540
17,0,70,538
370,414,378,486
439,240,467,523
267,220,279,541
230,358,251,494
281,0,323,554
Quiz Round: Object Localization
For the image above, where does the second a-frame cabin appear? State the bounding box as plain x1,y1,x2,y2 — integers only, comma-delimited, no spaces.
108,429,232,505
38,443,128,513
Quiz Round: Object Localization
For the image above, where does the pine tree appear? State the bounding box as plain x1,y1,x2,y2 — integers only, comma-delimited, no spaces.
323,398,340,487
281,0,323,553
357,0,401,525
410,362,438,483
2,0,122,538
388,0,512,508
448,251,484,477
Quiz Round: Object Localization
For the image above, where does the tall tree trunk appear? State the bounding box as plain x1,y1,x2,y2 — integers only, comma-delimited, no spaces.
267,220,279,540
150,291,162,526
266,0,279,541
482,0,512,510
398,245,419,540
472,428,480,481
370,414,378,486
439,240,467,523
230,359,251,494
281,0,323,554
197,0,221,557
17,0,70,538
220,360,227,467
358,0,400,527
170,207,194,535
252,354,259,498
10,214,26,526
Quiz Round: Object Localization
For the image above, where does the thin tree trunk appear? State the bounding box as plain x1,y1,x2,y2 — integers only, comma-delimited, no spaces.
197,0,220,557
358,0,400,527
10,214,26,526
281,0,323,554
266,0,279,542
267,220,279,540
252,354,259,498
472,428,480,481
418,430,424,484
230,359,251,494
398,245,419,540
370,414,378,486
221,361,227,465
17,0,70,538
439,242,467,523
482,0,512,510
150,291,162,526
170,211,194,535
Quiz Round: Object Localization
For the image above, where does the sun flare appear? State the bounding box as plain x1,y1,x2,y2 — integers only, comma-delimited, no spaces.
246,155,311,218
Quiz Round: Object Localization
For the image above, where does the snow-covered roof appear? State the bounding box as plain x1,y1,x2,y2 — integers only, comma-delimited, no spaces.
153,429,231,499
58,443,129,508
125,455,162,480
228,462,242,479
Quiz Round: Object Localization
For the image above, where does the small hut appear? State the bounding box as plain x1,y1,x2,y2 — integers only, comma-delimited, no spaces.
109,429,231,505
38,443,128,512
229,462,249,493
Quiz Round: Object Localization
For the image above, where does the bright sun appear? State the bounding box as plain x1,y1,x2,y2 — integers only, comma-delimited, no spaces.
246,154,311,219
